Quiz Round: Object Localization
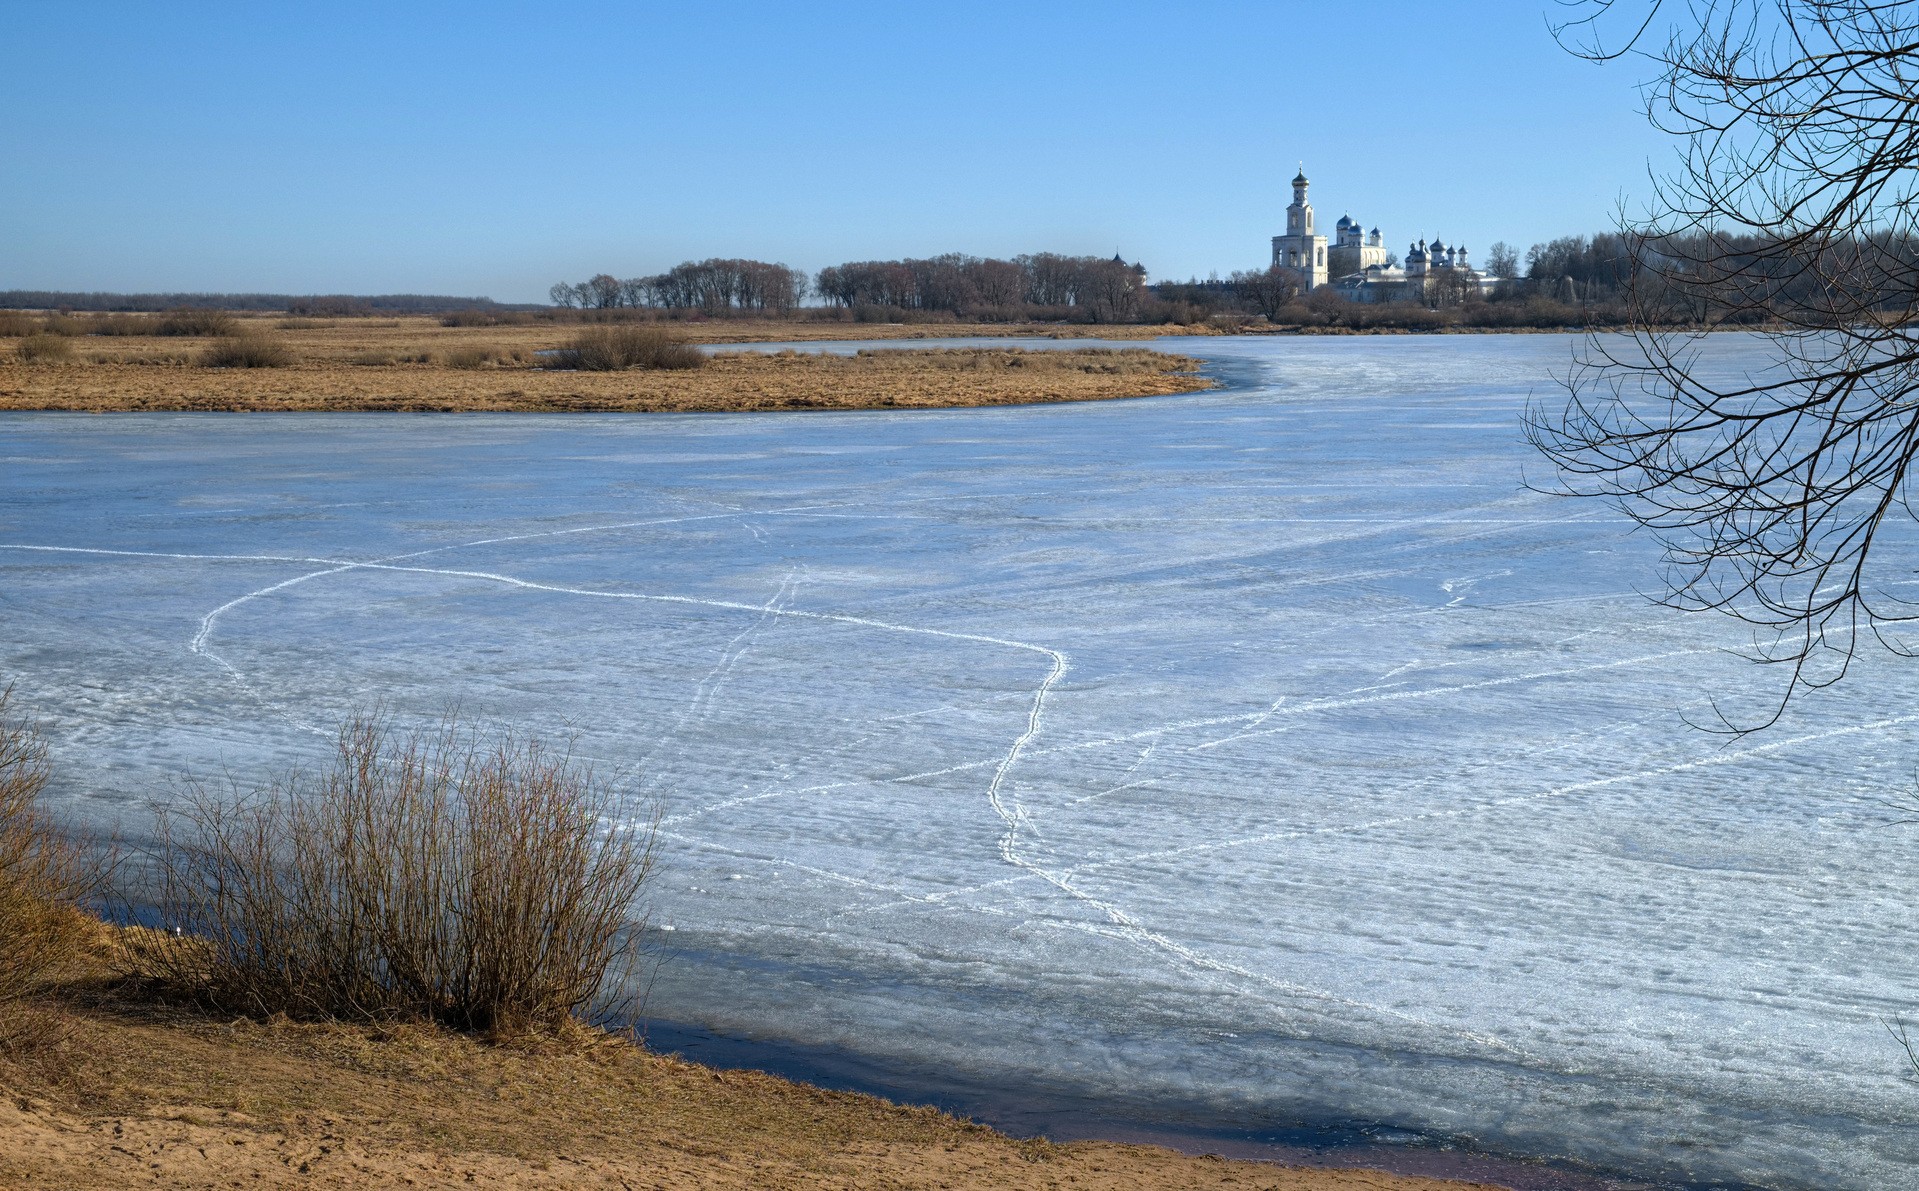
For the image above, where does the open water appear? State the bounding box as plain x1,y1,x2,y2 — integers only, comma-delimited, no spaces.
2,334,1915,1188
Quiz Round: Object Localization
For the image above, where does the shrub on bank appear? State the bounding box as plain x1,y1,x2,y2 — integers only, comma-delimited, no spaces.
0,690,96,1002
547,326,703,371
14,334,73,364
139,715,657,1037
200,334,294,368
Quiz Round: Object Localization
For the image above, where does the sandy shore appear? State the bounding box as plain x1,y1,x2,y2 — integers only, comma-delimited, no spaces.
0,972,1498,1191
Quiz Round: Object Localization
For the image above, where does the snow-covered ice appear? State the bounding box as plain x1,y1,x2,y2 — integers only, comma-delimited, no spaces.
3,334,1916,1188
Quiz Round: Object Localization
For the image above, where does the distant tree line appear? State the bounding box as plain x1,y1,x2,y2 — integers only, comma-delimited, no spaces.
549,252,1149,323
812,253,1147,322
0,291,514,315
549,260,808,315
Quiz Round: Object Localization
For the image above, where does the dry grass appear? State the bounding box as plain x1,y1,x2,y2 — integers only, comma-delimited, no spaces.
0,311,37,337
136,715,655,1038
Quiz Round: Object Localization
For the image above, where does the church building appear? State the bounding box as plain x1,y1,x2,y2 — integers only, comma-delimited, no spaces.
1271,164,1492,303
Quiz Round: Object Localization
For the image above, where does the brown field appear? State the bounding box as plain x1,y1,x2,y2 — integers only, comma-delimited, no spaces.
0,315,1213,412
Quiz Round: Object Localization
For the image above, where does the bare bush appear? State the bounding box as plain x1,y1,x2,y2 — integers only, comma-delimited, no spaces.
441,309,533,327
14,334,73,364
138,715,657,1037
0,689,96,1001
199,334,294,368
547,326,703,372
0,311,36,337
155,308,236,337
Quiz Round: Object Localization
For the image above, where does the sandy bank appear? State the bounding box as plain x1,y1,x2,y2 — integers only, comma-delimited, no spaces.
0,927,1494,1191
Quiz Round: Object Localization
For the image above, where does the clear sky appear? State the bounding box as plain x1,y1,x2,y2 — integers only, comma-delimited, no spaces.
0,1,1670,303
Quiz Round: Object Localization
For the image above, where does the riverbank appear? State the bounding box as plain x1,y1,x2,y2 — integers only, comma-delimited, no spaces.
0,928,1485,1191
0,343,1212,413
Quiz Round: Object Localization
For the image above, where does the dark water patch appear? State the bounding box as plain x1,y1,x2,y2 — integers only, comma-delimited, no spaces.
637,1017,1735,1191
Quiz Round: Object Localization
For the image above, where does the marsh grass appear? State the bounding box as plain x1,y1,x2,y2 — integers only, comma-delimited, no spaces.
200,334,294,368
0,311,35,337
14,334,74,364
136,714,657,1038
547,326,704,371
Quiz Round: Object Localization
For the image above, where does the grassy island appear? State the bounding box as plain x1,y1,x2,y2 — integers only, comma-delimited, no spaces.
0,314,1214,414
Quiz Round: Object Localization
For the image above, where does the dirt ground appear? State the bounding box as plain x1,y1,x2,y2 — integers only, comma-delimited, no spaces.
0,318,1214,412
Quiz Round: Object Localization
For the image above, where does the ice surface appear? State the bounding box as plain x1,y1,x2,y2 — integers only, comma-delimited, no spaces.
3,334,1916,1188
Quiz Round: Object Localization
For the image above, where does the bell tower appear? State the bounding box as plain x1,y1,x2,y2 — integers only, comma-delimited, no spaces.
1270,163,1328,290
1287,169,1313,237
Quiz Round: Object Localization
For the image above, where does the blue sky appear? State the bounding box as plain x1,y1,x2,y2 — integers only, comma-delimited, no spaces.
0,1,1668,302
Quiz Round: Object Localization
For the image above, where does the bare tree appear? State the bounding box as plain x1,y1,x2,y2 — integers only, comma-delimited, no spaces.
584,274,625,309
1486,240,1521,279
1529,0,1919,725
1230,265,1303,321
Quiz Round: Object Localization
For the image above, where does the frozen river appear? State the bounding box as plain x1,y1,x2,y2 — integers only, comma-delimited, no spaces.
3,334,1916,1188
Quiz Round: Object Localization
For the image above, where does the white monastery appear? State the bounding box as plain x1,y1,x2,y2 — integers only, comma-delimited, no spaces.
1272,166,1491,302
